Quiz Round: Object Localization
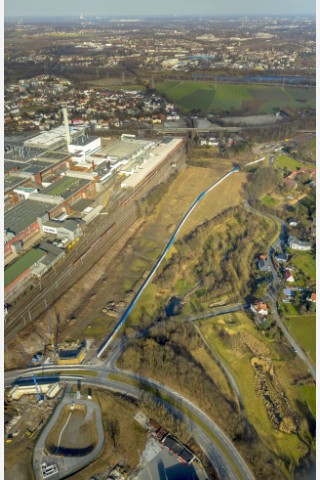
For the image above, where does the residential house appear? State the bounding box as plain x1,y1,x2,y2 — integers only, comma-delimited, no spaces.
250,301,269,317
257,257,271,272
282,288,296,302
275,253,289,264
307,292,316,303
284,268,295,283
287,218,299,227
288,236,312,251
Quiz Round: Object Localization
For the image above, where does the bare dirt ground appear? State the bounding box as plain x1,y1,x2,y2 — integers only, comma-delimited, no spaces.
4,218,145,370
4,396,58,480
46,405,97,451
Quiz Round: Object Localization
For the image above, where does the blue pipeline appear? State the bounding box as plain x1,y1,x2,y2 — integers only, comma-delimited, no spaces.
97,167,238,357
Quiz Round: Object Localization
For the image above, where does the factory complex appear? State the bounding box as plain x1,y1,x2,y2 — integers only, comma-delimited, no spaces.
4,119,184,302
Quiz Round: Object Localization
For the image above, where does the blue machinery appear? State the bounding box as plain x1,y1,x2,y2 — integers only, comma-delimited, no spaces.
21,350,43,402
97,166,239,358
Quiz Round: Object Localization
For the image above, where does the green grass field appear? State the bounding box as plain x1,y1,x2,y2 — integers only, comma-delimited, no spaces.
280,303,299,316
260,195,279,207
128,284,158,325
291,253,316,282
198,312,307,466
298,385,316,418
83,315,116,338
286,315,316,363
275,154,307,171
155,80,315,114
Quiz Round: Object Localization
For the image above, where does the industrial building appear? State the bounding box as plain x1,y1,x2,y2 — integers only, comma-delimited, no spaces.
162,434,195,464
57,340,87,365
23,125,85,150
41,219,82,241
31,242,66,277
9,382,61,401
120,137,184,189
4,112,186,305
4,199,55,258
4,174,96,259
4,249,46,301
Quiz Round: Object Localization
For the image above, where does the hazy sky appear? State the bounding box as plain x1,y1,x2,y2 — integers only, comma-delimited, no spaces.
4,0,316,17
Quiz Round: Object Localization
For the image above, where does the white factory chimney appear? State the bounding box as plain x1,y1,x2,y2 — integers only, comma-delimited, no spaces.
62,108,71,146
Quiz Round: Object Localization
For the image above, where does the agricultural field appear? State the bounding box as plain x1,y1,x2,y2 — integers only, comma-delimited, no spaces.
274,154,308,171
285,315,316,363
291,252,316,284
297,384,316,418
156,80,316,114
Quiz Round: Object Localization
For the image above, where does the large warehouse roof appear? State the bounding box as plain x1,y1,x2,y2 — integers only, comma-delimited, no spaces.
90,138,152,161
43,176,90,199
23,125,85,149
4,199,53,236
121,138,183,189
4,249,45,288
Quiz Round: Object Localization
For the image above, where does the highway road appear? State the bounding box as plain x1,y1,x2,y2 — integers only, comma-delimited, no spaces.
5,365,254,480
97,166,240,357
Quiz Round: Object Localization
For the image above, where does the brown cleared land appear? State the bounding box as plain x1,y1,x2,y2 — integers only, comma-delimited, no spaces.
178,171,247,238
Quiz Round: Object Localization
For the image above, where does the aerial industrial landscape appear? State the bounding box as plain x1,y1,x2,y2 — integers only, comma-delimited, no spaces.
3,2,316,480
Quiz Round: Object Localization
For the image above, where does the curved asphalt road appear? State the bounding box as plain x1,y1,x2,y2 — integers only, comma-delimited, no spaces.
32,386,104,480
5,365,255,480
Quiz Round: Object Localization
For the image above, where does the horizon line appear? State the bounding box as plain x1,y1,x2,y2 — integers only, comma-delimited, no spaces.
4,13,316,18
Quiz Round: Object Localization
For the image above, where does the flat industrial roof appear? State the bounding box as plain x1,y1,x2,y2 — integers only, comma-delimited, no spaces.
4,249,45,288
23,125,85,149
71,198,95,213
4,175,26,192
43,219,79,232
4,199,54,236
121,138,183,189
39,151,70,162
90,138,152,161
43,176,90,199
4,160,28,174
71,135,96,147
20,160,54,174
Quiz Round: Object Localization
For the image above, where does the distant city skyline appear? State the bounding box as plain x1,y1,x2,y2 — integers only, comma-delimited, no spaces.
4,0,316,18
